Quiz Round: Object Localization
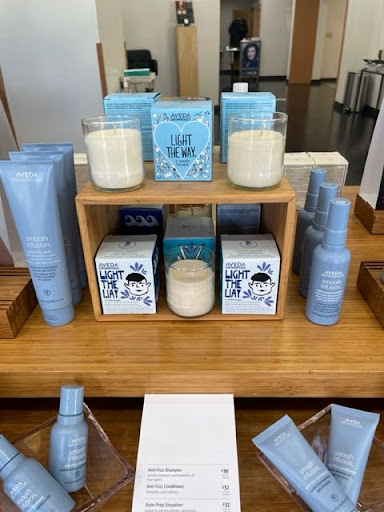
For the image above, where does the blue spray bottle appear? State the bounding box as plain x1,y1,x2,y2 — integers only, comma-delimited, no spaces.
292,168,327,274
299,182,339,297
49,385,88,492
0,434,75,511
306,198,351,325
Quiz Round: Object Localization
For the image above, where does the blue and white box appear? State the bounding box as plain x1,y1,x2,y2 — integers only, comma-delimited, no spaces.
95,234,159,314
163,216,215,258
221,234,280,315
104,92,161,160
151,98,213,181
220,91,276,163
216,204,261,236
119,205,168,240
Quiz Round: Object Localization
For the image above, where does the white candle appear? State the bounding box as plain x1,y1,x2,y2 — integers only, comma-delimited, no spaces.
228,129,285,189
166,259,215,317
85,127,144,191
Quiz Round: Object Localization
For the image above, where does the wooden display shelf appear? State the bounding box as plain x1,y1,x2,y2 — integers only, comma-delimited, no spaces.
1,397,384,511
76,152,297,322
1,187,384,399
357,261,384,327
354,193,384,234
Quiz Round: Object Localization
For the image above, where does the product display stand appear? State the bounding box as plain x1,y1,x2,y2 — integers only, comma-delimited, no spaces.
354,194,384,234
176,26,198,96
357,261,384,327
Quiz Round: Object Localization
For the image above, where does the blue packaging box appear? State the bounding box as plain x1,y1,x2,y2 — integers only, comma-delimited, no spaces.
104,92,161,161
216,204,261,236
220,91,276,163
151,98,213,181
163,216,215,258
119,205,168,240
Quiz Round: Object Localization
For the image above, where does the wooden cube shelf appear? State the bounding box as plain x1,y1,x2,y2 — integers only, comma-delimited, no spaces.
76,153,297,321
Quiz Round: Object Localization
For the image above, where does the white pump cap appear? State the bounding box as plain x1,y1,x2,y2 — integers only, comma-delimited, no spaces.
232,82,248,93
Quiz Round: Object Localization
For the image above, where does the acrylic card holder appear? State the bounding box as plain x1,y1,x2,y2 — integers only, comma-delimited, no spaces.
0,404,135,511
255,404,384,512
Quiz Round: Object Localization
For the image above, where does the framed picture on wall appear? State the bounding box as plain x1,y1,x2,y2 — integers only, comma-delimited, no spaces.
175,1,195,26
239,39,261,78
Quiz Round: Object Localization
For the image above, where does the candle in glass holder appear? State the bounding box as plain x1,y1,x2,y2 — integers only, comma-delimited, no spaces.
82,115,144,192
227,112,287,190
165,246,215,317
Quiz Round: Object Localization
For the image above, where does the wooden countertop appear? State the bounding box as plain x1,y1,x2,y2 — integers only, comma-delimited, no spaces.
0,186,383,399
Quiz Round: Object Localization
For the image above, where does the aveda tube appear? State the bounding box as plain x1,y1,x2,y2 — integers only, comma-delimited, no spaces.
253,415,357,512
0,161,74,326
327,404,380,504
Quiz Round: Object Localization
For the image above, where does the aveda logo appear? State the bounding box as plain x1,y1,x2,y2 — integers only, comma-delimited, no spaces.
171,113,191,121
16,171,38,178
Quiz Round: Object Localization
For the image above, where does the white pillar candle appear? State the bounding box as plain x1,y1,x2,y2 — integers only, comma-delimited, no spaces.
166,259,215,317
85,127,144,191
228,129,285,189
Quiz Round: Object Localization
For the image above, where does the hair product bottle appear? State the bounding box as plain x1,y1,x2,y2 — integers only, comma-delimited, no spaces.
299,182,339,297
292,168,327,274
49,385,88,492
0,434,75,512
306,198,351,325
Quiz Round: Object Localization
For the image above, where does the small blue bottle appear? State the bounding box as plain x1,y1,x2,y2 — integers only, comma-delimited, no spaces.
292,168,327,274
49,385,88,492
306,198,351,325
0,434,75,512
299,182,339,297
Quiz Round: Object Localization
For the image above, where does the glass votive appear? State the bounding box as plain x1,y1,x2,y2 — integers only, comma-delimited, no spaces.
81,115,144,192
174,204,213,217
227,111,288,190
165,245,215,318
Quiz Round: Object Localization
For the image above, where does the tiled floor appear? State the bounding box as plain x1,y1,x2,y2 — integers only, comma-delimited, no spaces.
218,76,378,185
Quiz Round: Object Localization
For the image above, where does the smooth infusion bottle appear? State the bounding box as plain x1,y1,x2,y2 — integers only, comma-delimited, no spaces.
306,198,351,325
49,385,88,492
0,434,75,512
292,168,327,273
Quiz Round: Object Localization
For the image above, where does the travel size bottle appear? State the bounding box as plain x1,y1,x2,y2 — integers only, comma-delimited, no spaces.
0,434,75,512
306,198,351,325
49,385,88,492
299,182,339,297
292,168,327,274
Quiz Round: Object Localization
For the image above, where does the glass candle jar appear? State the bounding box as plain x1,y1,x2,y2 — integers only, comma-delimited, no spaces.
174,204,212,217
81,115,144,192
227,112,287,190
165,245,215,318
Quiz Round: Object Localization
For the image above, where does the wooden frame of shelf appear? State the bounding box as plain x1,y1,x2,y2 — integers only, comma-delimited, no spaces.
76,153,297,322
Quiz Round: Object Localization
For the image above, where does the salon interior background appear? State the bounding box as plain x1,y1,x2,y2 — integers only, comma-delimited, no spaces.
1,0,384,151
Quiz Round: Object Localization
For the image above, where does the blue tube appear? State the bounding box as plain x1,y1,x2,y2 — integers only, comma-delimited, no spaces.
21,143,88,289
327,404,380,504
9,151,82,306
253,415,357,512
0,161,74,326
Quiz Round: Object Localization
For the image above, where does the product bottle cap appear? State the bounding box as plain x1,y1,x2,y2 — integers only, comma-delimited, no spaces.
304,168,327,211
0,435,19,473
232,82,248,93
324,198,351,246
313,182,339,230
59,385,84,417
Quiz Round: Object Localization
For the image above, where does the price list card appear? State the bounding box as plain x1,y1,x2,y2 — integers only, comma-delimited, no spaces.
132,394,241,512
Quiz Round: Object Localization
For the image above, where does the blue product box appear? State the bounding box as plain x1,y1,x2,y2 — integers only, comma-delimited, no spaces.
151,98,213,181
163,216,215,258
220,91,276,163
216,204,261,236
119,205,168,240
104,92,161,161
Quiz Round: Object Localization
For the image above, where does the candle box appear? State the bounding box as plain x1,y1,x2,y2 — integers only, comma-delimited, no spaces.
151,98,213,181
103,92,161,161
220,91,276,163
95,234,159,314
221,234,280,315
216,203,261,236
283,153,315,209
307,151,348,192
119,205,168,240
163,216,215,258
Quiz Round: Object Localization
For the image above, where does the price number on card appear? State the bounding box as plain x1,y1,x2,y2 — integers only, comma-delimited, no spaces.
222,502,231,511
220,467,230,479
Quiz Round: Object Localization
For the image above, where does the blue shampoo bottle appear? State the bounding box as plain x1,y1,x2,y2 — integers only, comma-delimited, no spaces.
49,385,88,492
0,434,75,512
292,168,327,274
299,182,339,297
306,198,351,325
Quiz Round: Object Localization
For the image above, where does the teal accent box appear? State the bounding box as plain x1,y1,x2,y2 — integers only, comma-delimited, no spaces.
220,91,276,163
163,217,215,258
104,92,161,161
151,98,213,181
